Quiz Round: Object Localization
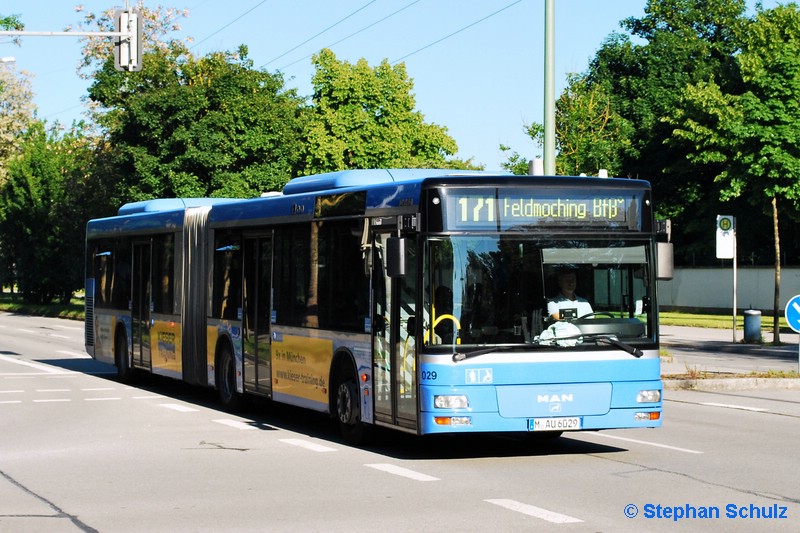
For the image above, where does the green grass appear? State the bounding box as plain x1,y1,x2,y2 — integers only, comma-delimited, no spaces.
660,311,788,331
0,293,84,320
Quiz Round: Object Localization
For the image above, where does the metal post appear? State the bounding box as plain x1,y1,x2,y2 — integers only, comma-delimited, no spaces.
733,230,738,342
544,0,555,175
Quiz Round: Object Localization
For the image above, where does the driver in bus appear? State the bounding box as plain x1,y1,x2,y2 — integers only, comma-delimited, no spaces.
547,268,593,321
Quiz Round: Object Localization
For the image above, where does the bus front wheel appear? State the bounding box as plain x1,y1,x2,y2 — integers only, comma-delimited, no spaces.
217,343,240,411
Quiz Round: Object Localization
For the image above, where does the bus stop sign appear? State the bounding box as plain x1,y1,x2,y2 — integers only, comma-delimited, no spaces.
785,295,800,333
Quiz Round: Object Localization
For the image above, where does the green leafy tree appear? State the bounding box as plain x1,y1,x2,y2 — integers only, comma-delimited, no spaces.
500,73,631,177
0,63,34,184
587,0,748,261
668,4,800,341
77,3,306,202
0,121,94,303
303,49,477,173
89,46,306,201
553,73,632,176
499,123,543,175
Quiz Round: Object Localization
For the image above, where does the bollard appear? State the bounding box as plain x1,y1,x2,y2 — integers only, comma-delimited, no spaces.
743,310,761,343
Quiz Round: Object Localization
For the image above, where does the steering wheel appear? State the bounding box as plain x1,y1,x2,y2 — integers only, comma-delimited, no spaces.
577,312,614,320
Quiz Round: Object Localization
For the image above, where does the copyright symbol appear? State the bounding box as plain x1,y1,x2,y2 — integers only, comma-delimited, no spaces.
624,504,638,518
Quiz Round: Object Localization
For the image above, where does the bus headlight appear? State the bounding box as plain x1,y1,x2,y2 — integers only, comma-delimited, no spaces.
434,395,469,409
637,389,661,403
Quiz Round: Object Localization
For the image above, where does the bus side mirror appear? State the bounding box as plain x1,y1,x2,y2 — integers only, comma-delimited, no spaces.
387,237,407,278
657,242,674,280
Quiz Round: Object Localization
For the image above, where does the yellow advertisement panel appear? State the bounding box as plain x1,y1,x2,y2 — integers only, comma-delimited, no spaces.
272,335,332,404
151,320,182,377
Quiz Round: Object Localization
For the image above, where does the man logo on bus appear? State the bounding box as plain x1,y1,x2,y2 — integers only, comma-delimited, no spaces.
537,394,574,403
538,393,573,413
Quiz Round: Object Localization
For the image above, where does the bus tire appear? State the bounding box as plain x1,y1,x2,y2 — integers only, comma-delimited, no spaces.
115,329,133,383
217,342,240,411
333,368,365,445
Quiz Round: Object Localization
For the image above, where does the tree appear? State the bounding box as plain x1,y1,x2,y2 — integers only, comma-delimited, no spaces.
553,73,632,176
668,4,800,341
78,3,306,203
0,121,94,303
0,60,35,185
89,46,306,201
303,49,477,173
500,73,631,177
587,0,748,262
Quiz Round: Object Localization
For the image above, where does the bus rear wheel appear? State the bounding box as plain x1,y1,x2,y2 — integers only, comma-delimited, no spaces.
334,372,365,445
115,331,133,382
217,343,240,411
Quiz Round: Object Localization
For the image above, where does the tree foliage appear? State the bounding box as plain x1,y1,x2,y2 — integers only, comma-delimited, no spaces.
552,73,633,176
667,4,800,339
89,45,306,201
0,62,35,184
303,49,476,173
0,122,94,303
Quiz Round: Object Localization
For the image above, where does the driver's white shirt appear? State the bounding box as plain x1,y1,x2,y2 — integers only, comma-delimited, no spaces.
547,294,593,319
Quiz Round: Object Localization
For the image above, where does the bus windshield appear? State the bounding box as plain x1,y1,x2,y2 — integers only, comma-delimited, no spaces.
424,236,654,349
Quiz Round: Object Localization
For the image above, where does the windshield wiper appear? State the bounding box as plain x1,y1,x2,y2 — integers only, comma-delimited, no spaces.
592,335,643,358
452,346,514,363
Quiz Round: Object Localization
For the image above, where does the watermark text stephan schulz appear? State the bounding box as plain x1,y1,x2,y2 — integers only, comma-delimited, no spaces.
624,503,789,521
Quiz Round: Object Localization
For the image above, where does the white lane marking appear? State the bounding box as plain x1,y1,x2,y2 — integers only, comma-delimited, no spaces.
213,419,259,431
18,329,37,334
0,354,67,374
364,463,440,482
54,325,83,331
591,433,704,454
0,400,22,404
85,397,121,401
81,388,115,392
48,334,70,339
33,399,71,403
159,403,198,413
0,390,24,394
485,499,583,524
36,389,70,393
279,438,337,452
57,350,91,359
133,395,164,400
701,402,769,412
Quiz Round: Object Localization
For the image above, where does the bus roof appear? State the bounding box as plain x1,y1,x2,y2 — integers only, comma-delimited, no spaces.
282,168,503,195
117,197,239,216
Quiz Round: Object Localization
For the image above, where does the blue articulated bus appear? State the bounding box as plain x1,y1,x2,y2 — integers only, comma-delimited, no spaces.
85,169,668,443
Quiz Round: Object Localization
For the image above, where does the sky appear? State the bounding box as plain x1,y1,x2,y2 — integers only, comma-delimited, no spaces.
0,0,777,171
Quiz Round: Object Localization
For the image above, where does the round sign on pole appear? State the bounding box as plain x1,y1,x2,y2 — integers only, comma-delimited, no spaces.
785,295,800,333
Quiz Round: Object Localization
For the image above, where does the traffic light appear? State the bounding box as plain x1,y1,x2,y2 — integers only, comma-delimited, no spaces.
114,9,142,72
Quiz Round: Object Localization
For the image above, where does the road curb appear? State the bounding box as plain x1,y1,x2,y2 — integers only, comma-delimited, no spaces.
663,377,800,391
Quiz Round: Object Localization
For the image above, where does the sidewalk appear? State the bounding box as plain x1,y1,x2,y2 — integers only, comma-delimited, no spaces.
659,325,800,390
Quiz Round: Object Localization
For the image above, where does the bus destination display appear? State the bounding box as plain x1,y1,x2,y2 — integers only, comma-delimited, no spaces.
444,189,638,230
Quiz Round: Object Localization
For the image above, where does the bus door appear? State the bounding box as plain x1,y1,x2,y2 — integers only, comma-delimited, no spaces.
242,235,272,395
131,241,152,369
372,227,417,430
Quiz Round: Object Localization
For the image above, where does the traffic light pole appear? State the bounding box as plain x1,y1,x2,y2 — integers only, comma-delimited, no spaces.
0,9,141,71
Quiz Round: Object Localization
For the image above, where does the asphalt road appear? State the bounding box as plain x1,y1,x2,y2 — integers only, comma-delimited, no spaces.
1,313,799,532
